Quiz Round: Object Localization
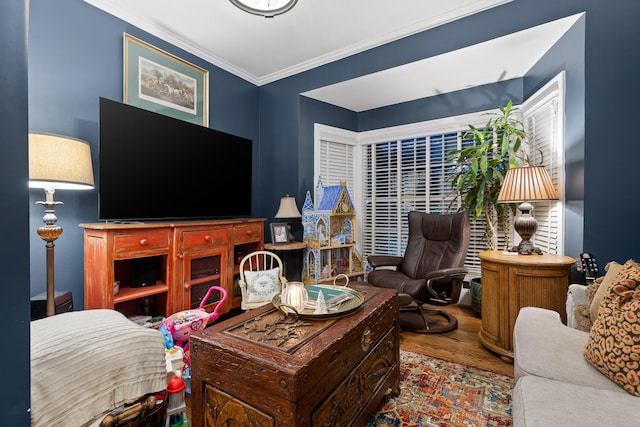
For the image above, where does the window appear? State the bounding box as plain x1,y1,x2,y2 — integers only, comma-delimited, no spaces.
360,127,490,278
314,124,357,200
313,72,565,278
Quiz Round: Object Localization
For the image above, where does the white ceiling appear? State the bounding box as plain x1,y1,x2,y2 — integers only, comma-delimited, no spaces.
84,0,581,112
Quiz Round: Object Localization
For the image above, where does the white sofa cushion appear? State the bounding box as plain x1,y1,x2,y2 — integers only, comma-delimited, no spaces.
513,375,640,427
513,306,623,393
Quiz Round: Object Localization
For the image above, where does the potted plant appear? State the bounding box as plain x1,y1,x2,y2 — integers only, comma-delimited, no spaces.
446,100,531,314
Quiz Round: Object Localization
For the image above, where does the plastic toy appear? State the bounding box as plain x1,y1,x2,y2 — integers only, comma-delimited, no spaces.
159,323,174,349
163,286,227,357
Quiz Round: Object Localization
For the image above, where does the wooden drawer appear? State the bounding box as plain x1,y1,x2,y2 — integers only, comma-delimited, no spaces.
233,223,263,243
182,228,228,249
113,230,170,255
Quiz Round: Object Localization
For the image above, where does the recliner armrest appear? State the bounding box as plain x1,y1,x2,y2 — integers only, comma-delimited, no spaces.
425,267,468,281
425,267,468,303
368,255,403,268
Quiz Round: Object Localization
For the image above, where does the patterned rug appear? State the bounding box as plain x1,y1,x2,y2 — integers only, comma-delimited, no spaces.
366,350,514,427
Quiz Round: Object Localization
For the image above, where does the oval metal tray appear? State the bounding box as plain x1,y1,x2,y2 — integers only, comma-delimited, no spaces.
272,284,365,319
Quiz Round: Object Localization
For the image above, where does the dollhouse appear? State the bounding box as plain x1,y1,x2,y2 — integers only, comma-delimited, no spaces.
302,178,364,284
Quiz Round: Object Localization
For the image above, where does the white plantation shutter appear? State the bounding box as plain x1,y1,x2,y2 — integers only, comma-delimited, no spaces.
361,141,403,257
428,133,458,214
429,132,484,278
522,73,564,255
318,139,355,190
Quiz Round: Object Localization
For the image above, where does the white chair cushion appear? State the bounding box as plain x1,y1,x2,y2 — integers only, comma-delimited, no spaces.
244,267,280,303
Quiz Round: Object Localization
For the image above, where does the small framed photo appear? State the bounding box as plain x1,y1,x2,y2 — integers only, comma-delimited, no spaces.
270,223,289,245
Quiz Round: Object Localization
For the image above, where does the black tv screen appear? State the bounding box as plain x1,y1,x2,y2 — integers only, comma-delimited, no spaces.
99,97,253,221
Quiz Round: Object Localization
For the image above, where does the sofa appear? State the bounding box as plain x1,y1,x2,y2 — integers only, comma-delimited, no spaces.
512,261,640,427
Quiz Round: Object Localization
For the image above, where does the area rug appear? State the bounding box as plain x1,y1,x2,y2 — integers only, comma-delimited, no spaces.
366,350,513,427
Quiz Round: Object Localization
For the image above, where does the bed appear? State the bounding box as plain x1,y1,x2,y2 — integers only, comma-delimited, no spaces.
30,309,167,426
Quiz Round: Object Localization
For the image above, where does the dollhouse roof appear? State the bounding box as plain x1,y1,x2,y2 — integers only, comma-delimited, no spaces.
317,185,354,212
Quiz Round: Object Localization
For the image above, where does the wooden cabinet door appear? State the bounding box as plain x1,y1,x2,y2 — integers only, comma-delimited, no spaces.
479,261,503,348
509,265,571,327
181,247,229,315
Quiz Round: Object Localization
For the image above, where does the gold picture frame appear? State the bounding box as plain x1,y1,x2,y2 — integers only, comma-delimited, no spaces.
123,34,208,126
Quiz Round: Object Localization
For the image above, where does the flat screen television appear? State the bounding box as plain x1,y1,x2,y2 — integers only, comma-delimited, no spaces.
99,97,253,221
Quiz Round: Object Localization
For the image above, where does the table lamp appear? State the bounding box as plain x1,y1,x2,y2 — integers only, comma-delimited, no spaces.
274,195,301,242
497,165,558,255
29,132,94,316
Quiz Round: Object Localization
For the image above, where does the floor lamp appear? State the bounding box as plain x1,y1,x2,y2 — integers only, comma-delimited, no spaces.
29,132,94,316
497,165,558,255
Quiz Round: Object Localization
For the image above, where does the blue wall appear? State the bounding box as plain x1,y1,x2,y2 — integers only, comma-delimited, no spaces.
2,1,30,422
357,79,524,132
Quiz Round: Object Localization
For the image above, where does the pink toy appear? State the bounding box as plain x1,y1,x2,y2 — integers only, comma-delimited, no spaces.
163,286,227,352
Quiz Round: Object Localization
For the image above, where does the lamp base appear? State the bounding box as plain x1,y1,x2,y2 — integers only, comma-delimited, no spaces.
510,201,543,255
508,240,543,255
37,188,64,316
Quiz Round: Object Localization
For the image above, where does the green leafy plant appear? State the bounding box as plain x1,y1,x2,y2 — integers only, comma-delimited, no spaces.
446,100,530,251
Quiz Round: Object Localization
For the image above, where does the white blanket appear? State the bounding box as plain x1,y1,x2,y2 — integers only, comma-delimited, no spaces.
31,309,167,427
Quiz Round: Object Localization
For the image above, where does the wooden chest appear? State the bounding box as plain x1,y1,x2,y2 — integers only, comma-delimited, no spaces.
190,284,399,427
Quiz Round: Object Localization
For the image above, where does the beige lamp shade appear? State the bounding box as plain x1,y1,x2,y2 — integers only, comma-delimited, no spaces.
274,195,301,218
497,166,558,203
29,132,94,190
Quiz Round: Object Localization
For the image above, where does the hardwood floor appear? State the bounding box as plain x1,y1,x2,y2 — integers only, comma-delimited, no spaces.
400,304,514,377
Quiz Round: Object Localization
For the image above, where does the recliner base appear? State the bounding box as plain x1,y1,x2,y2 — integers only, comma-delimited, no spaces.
399,305,458,334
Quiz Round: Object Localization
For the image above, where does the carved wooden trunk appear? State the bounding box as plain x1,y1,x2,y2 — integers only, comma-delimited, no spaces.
190,284,399,427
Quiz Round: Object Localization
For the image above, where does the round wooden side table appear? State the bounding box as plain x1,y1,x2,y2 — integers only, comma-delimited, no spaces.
264,241,307,281
477,251,575,363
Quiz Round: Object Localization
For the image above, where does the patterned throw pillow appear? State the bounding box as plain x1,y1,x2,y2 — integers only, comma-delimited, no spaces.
244,267,280,303
583,260,640,396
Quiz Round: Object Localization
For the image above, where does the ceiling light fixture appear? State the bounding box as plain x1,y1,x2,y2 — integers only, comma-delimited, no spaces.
229,0,298,18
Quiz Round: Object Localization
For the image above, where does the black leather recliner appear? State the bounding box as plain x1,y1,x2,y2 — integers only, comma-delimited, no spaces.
367,210,470,333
